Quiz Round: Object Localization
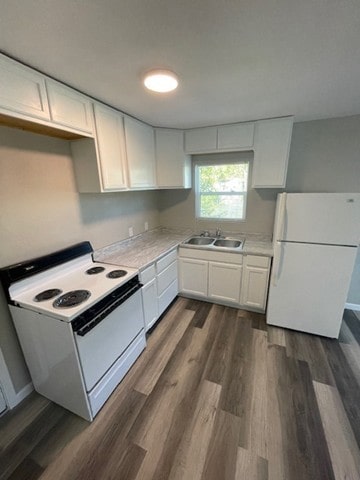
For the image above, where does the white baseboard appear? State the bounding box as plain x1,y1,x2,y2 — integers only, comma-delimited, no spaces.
13,382,34,406
0,347,33,409
345,302,360,312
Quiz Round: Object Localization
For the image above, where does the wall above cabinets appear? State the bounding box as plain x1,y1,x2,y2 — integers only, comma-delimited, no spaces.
0,53,294,192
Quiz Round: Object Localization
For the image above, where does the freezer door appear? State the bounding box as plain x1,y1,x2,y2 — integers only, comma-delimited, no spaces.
277,193,360,246
267,242,357,338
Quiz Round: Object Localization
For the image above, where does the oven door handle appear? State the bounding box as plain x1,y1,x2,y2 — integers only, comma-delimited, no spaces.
74,283,142,337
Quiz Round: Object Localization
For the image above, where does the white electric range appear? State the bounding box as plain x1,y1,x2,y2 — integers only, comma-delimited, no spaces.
0,242,146,421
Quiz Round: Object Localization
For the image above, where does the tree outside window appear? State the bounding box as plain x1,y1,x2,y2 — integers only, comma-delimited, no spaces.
195,162,249,220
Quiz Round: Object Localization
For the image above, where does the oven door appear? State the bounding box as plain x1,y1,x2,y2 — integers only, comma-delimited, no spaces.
74,289,144,391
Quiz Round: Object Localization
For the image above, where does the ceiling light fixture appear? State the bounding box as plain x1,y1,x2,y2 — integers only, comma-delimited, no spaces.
143,69,179,93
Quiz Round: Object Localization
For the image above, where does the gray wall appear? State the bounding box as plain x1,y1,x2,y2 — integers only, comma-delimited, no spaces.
287,115,360,306
159,151,278,235
0,126,160,392
286,115,360,193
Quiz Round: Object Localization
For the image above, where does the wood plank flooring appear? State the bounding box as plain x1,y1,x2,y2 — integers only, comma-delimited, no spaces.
1,298,360,480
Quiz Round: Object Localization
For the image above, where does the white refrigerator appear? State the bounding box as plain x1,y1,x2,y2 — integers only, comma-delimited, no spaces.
267,193,360,338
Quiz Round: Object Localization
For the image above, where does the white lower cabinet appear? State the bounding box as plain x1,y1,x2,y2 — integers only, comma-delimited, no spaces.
208,261,242,303
178,248,270,312
141,278,158,331
240,256,271,311
178,258,208,297
140,249,178,331
158,279,178,316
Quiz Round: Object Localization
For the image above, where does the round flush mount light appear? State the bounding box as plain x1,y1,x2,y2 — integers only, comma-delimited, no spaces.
143,69,179,93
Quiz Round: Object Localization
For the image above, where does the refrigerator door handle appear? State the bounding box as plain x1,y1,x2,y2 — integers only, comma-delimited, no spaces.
272,241,283,287
277,192,287,240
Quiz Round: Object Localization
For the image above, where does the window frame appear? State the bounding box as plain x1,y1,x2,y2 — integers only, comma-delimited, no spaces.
194,159,249,222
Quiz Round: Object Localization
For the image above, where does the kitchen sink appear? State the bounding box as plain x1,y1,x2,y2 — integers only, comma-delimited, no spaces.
213,239,242,248
185,236,216,245
183,236,243,250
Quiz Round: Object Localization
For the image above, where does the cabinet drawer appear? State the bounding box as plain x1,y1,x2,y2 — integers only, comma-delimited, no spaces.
157,249,177,273
245,255,270,268
140,263,156,284
157,260,177,296
158,279,178,316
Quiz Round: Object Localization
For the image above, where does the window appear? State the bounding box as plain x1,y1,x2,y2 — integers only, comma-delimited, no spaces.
195,161,249,220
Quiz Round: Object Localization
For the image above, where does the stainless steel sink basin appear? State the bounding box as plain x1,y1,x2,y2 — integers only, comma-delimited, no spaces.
185,236,215,246
213,239,242,248
183,235,243,250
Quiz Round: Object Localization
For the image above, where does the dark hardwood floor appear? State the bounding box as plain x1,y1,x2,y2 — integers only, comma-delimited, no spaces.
1,297,360,480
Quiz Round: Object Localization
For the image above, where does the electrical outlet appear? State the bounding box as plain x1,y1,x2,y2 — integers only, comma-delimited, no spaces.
128,226,134,237
144,221,149,231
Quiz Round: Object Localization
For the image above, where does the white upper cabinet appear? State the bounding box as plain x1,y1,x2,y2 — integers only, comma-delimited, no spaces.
184,122,255,153
184,127,217,153
217,123,254,150
124,116,156,189
71,103,128,192
0,54,50,121
93,104,127,190
46,79,94,135
252,116,294,188
155,129,191,189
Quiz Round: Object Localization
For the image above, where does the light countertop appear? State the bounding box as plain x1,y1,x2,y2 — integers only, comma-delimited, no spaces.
94,227,273,270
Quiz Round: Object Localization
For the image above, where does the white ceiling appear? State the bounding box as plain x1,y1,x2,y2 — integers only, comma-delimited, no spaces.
1,0,360,128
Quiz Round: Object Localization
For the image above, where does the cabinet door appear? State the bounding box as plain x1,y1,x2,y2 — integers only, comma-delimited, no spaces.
155,129,191,188
0,54,50,121
252,117,293,188
158,279,178,317
157,260,178,296
142,278,159,331
208,261,242,304
124,116,156,189
241,266,270,311
184,127,217,153
179,258,208,297
217,123,254,150
46,80,94,134
0,386,7,415
93,104,127,190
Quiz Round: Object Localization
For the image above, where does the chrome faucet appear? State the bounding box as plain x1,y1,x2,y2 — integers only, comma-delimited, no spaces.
215,228,222,237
